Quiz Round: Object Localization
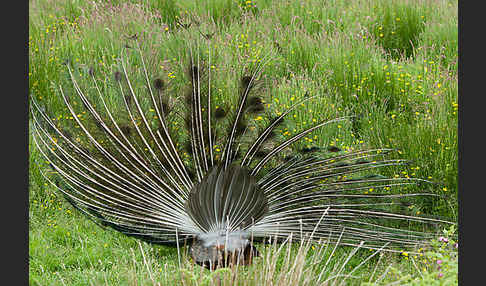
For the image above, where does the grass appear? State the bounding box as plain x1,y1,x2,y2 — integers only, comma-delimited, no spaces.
29,0,458,284
29,189,458,285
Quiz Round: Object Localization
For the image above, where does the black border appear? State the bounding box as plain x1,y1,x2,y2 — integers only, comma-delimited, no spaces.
458,1,472,285
9,0,29,283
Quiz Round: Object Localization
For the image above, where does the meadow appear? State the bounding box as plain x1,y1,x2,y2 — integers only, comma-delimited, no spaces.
29,0,458,284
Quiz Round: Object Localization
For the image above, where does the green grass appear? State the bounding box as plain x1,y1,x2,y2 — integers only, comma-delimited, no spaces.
29,0,458,284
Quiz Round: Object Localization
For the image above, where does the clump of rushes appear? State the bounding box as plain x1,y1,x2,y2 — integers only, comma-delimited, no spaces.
369,1,428,60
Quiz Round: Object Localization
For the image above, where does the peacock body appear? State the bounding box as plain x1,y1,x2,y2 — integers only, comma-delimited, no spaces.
31,46,451,268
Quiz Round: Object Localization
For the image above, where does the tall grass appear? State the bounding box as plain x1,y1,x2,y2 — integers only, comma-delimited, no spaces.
30,205,457,286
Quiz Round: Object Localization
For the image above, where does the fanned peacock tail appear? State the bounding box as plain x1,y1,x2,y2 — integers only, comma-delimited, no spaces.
31,42,453,268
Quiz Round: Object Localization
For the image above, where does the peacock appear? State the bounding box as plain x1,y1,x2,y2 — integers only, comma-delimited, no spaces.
31,45,452,269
